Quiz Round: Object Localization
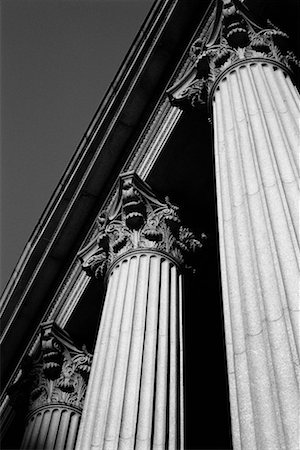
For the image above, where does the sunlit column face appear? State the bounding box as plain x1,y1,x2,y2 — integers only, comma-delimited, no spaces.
212,62,299,450
79,252,183,450
76,173,205,450
167,1,299,447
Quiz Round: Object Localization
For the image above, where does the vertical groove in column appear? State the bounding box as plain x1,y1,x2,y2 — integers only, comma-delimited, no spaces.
35,408,52,449
21,414,35,448
241,64,299,448
77,266,121,448
218,78,259,450
234,68,287,448
232,65,290,448
213,89,242,450
65,412,80,450
178,274,184,450
264,67,299,139
104,256,139,449
168,265,178,450
54,409,71,449
250,64,300,356
44,409,61,449
260,65,299,175
21,407,81,450
28,411,43,449
77,252,183,450
44,410,57,448
259,65,299,242
273,69,300,128
135,256,162,449
285,74,300,108
213,61,300,450
152,260,170,449
92,259,131,448
242,63,298,318
220,74,276,449
119,255,151,450
26,412,40,449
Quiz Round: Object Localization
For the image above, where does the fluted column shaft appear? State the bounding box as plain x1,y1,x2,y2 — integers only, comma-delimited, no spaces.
21,406,81,450
76,250,184,450
212,61,299,449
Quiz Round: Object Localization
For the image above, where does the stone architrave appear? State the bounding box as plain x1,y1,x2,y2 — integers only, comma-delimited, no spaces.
77,172,205,450
169,1,300,449
9,322,92,450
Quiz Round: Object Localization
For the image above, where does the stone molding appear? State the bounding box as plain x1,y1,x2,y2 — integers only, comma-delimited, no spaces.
79,172,206,278
167,0,299,108
8,322,92,415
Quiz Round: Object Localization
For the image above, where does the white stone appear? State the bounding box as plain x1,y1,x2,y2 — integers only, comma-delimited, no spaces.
213,61,300,449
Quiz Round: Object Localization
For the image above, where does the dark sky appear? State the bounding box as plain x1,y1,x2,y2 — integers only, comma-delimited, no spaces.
1,0,155,291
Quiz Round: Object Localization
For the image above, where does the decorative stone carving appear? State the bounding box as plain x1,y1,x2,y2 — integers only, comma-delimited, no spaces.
79,172,206,278
167,0,299,108
76,174,206,449
9,322,92,414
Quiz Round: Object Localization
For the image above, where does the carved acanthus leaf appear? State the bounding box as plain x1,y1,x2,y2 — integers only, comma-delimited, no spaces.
8,322,93,413
168,0,299,108
79,173,206,278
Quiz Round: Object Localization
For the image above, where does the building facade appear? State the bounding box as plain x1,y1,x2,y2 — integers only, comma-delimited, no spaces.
1,0,299,449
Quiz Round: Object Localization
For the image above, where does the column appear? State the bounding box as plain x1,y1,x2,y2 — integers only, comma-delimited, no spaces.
77,172,204,450
9,322,92,450
168,1,300,448
213,59,299,450
21,407,80,450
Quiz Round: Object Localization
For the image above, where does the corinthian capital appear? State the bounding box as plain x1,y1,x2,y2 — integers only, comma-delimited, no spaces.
79,172,206,278
8,322,93,413
167,0,299,108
